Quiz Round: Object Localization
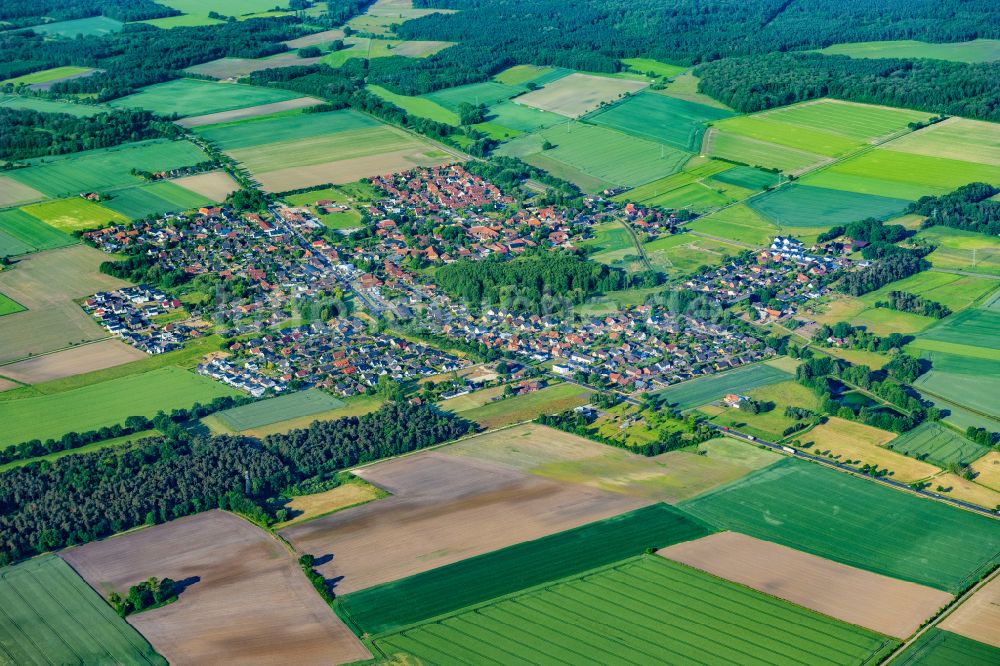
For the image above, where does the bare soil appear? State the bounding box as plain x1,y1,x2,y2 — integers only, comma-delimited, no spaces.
177,98,322,128
279,451,648,593
659,531,952,638
940,572,1000,648
255,148,456,192
0,338,145,384
171,171,240,200
284,29,345,48
61,511,370,666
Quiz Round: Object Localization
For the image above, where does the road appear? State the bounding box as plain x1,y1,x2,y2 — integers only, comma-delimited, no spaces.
708,423,1000,519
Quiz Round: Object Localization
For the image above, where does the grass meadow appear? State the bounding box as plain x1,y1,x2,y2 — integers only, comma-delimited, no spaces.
340,504,713,636
367,85,459,124
27,16,123,37
708,130,827,173
373,556,897,665
818,39,1000,63
197,109,379,150
109,78,302,117
21,198,128,232
459,383,593,429
0,367,239,446
422,81,522,111
212,389,345,432
747,184,909,228
643,233,748,275
1,66,94,86
0,292,25,317
681,458,1000,591
918,226,1000,276
0,209,75,257
0,556,165,665
689,204,780,246
585,91,732,151
0,94,107,117
103,181,212,219
653,363,792,410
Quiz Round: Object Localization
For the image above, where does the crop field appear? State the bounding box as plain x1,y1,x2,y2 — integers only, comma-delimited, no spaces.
707,128,829,173
652,363,792,410
0,208,75,257
446,424,781,504
339,504,714,636
802,148,1000,201
887,422,989,467
368,85,459,124
886,117,1000,167
689,204,780,246
500,123,690,189
0,339,146,385
493,65,568,86
176,96,321,127
276,477,387,528
859,271,997,312
458,382,593,429
712,165,781,190
373,556,897,665
4,139,210,198
280,451,648,593
0,555,165,665
622,57,687,78
618,159,731,202
635,182,732,213
660,532,952,639
0,292,25,317
154,0,281,15
21,197,127,232
917,226,1000,276
197,109,379,150
516,73,648,118
585,92,732,151
913,355,1000,420
102,181,212,219
818,39,1000,62
920,307,999,353
681,457,1000,592
212,388,345,431
896,628,1000,665
0,94,107,117
0,176,44,208
940,566,1000,648
62,510,371,665
0,245,129,364
109,78,302,117
171,171,239,200
27,15,123,37
422,81,522,112
482,101,565,132
0,367,239,446
748,184,909,228
803,417,941,483
1,66,94,87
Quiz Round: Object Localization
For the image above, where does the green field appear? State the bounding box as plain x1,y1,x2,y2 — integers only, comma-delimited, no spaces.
618,159,732,204
681,458,1000,591
818,39,1000,63
747,184,909,227
585,92,732,151
880,118,1000,167
713,116,861,157
653,363,792,410
918,226,1000,276
894,628,1000,665
711,165,781,190
580,221,636,267
689,204,780,246
109,78,302,118
151,0,280,16
21,197,128,232
374,556,897,665
26,15,123,37
140,13,223,27
621,58,686,78
1,66,94,87
0,94,107,117
886,422,989,467
457,383,593,429
921,307,1000,352
498,122,690,189
483,101,565,132
859,271,997,313
197,109,379,150
5,139,210,198
0,292,25,317
422,82,522,112
708,129,828,173
212,389,345,431
102,181,212,219
639,181,732,212
0,367,239,446
493,65,555,86
339,504,714,636
802,148,1000,200
643,232,747,274
368,85,459,125
0,208,75,257
0,556,166,665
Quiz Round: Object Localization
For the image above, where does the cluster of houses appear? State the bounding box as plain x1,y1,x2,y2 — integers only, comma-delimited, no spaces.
201,318,470,398
83,286,194,354
682,236,846,320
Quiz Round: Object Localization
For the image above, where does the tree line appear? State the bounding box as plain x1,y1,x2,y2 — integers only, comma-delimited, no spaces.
909,182,1000,236
538,409,714,457
874,291,951,319
0,0,176,29
0,402,471,565
839,252,929,296
812,321,907,354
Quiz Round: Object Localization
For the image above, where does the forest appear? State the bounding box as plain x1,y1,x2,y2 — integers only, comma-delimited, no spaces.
0,402,471,565
909,182,1000,235
0,108,178,161
839,252,930,296
0,0,177,28
694,54,1000,121
874,292,951,319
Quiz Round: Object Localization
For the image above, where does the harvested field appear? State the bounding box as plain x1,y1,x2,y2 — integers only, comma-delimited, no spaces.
680,458,1000,592
0,338,146,385
940,574,1000,648
0,555,165,666
339,504,714,636
184,55,323,79
285,28,345,48
0,175,44,207
659,531,952,638
172,171,240,200
177,97,322,127
279,451,649,593
804,416,940,482
444,424,780,504
517,73,647,118
276,478,387,528
254,147,455,192
895,628,1000,665
0,245,129,363
972,451,1000,491
62,510,370,666
375,556,897,666
931,472,1000,511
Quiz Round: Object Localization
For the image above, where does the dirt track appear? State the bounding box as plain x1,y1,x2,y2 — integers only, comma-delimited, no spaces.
659,532,952,638
280,451,648,593
62,511,369,666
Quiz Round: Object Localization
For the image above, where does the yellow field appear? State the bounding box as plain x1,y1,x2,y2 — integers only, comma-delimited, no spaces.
971,452,1000,491
930,473,1000,511
804,417,940,482
275,478,387,528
